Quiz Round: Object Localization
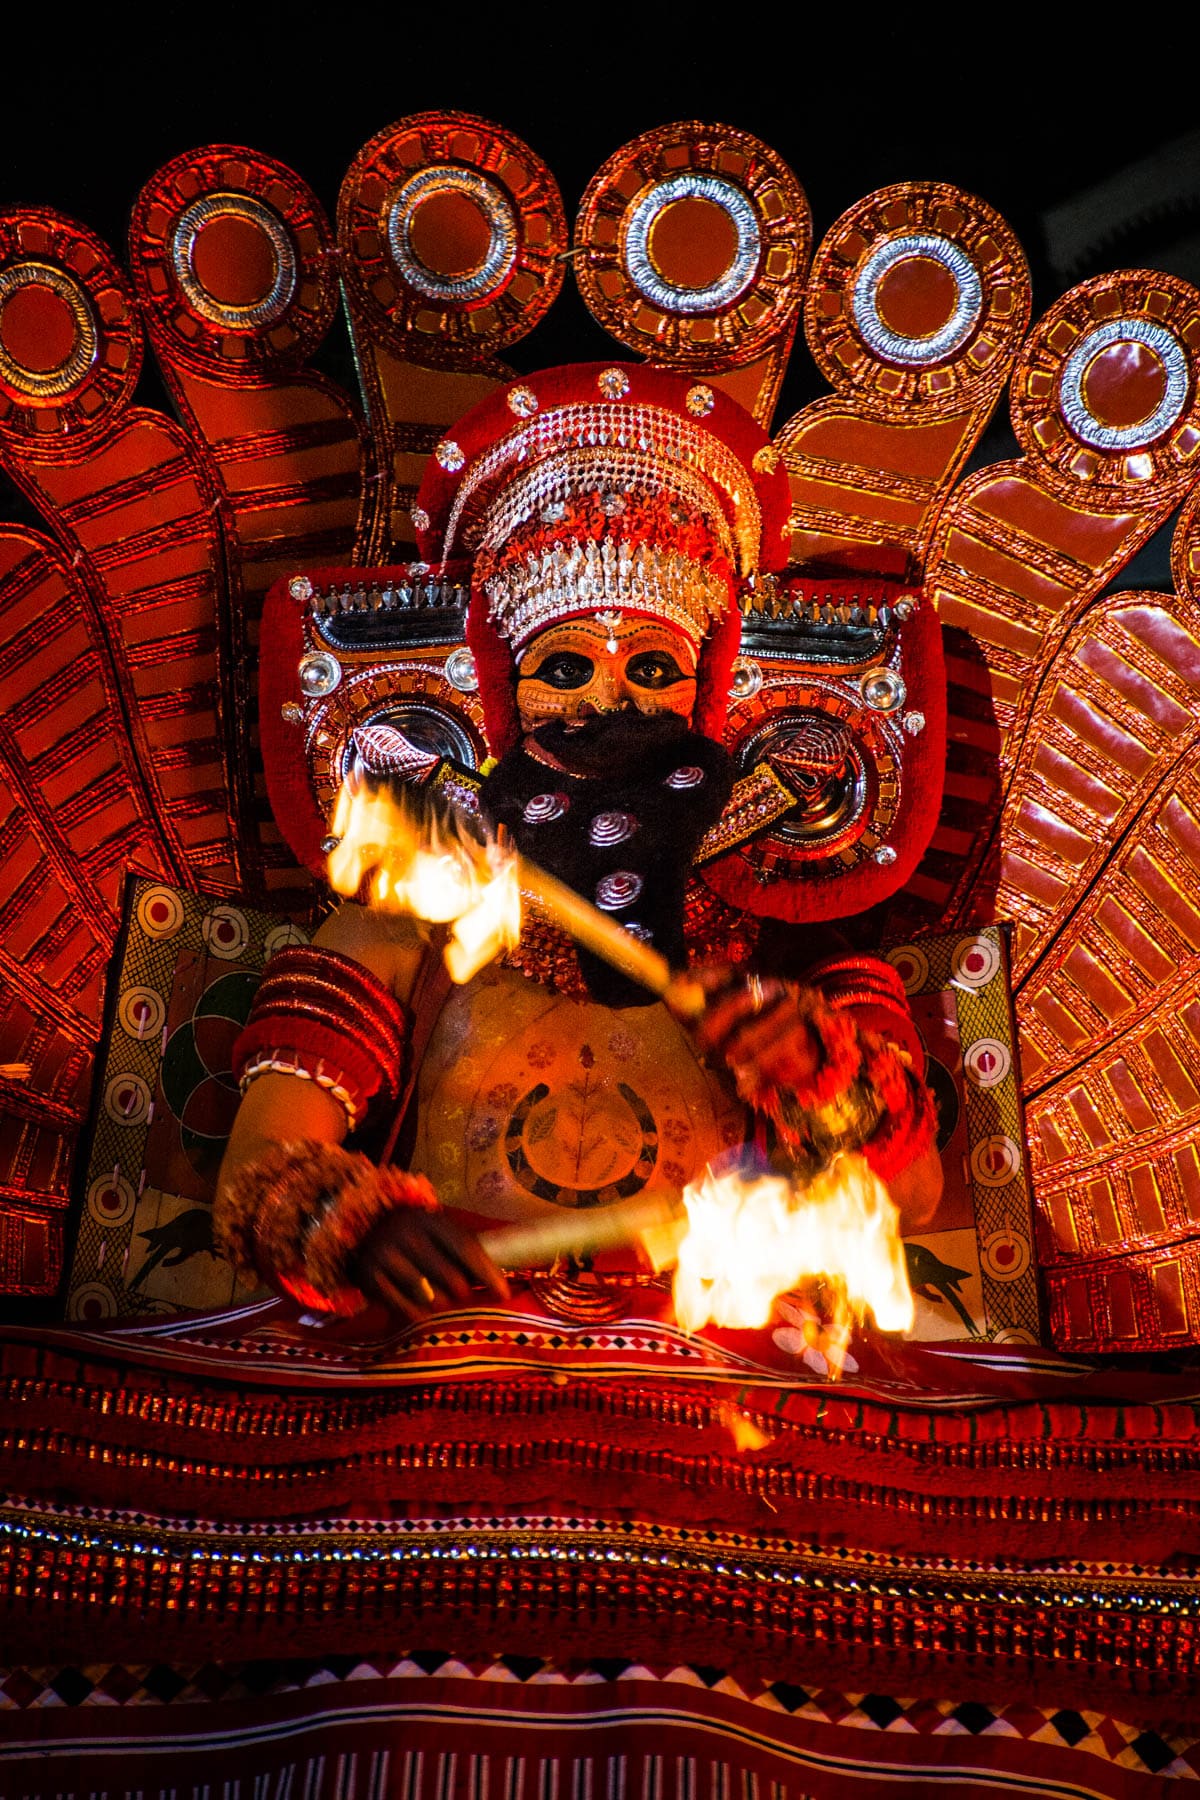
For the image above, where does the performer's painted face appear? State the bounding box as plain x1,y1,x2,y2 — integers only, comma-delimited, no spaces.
516,615,697,733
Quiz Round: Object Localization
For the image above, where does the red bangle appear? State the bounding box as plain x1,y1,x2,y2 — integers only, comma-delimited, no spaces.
805,952,926,1076
233,946,409,1131
861,1072,938,1184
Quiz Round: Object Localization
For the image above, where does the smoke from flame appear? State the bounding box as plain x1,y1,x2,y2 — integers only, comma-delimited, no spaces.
327,780,521,984
669,1156,913,1363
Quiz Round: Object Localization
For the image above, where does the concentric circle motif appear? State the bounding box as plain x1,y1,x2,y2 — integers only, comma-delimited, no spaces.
202,905,250,961
338,113,566,362
117,986,166,1043
264,923,309,958
626,175,761,314
0,263,96,396
523,792,569,824
800,182,1030,419
386,167,518,303
886,943,929,995
87,1172,136,1230
0,209,141,441
665,766,705,790
595,871,643,911
129,147,338,375
104,1072,152,1128
1058,317,1189,450
1011,270,1200,499
982,1224,1031,1281
852,234,983,366
951,935,1001,990
136,885,185,939
69,1281,118,1323
589,811,638,847
964,1038,1012,1088
970,1134,1023,1189
574,121,810,367
172,194,297,328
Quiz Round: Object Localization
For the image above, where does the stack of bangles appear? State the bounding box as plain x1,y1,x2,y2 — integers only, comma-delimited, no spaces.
230,946,409,1134
736,964,937,1183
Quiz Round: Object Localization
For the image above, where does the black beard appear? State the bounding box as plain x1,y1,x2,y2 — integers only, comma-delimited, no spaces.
529,710,691,780
481,715,733,1006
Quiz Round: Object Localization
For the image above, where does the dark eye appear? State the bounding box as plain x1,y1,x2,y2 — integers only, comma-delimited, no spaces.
626,651,691,689
521,651,594,689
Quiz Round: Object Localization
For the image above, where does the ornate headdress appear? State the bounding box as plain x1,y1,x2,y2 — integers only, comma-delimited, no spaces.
403,361,791,752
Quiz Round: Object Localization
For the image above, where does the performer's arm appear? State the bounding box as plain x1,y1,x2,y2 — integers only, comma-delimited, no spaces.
694,956,942,1233
214,904,507,1319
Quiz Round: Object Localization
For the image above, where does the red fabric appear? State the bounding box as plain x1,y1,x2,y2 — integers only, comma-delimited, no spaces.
465,586,521,757
0,1660,1182,1796
694,592,743,740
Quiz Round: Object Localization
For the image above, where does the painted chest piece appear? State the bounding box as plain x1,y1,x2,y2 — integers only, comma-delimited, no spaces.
408,964,746,1223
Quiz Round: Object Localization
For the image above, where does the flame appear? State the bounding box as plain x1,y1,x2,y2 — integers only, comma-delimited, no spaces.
328,779,521,983
670,1154,914,1365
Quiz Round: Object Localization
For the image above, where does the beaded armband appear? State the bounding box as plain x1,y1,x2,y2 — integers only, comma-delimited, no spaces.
232,947,409,1132
216,1138,438,1315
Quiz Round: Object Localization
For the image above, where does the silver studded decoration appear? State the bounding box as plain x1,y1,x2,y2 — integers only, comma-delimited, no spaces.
508,385,539,417
902,711,926,736
729,656,763,701
873,844,898,865
588,811,638,847
410,506,431,533
686,384,715,417
860,668,906,712
665,766,704,790
624,922,654,942
598,367,631,399
288,574,313,603
540,499,567,524
298,651,342,698
523,792,569,824
436,439,465,472
595,871,643,910
280,702,303,724
444,647,479,693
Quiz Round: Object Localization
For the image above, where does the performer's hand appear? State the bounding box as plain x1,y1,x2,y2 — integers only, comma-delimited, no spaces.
692,967,823,1093
354,1210,510,1321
